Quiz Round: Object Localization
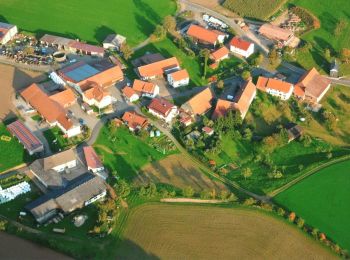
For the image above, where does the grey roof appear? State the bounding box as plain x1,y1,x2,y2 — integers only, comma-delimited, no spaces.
43,149,76,171
0,22,16,29
103,34,126,46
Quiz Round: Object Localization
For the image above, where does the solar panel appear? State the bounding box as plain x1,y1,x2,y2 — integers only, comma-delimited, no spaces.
65,64,99,82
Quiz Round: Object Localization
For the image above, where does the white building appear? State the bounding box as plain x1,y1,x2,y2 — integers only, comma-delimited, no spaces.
257,77,294,100
0,22,18,45
148,98,178,123
46,149,77,172
230,37,254,58
167,69,190,88
82,85,112,109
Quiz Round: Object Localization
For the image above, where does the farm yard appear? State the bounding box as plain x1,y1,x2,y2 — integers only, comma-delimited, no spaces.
116,204,335,259
0,123,31,173
275,160,350,252
0,0,177,46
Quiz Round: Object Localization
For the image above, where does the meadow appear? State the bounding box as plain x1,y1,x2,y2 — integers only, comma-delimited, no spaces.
275,160,350,252
0,0,176,46
0,123,30,173
116,204,334,259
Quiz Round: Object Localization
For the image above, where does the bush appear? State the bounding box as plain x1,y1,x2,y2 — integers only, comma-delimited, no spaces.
243,197,257,206
277,207,285,217
182,186,195,197
296,217,305,228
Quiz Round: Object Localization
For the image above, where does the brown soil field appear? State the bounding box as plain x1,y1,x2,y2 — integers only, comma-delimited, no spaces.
0,232,72,260
117,204,335,259
134,154,228,191
0,64,46,120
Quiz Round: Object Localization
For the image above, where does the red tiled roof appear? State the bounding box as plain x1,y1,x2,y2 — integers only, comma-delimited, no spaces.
210,46,229,61
181,87,213,115
234,80,256,117
230,37,252,51
68,41,105,54
138,57,180,78
132,80,157,94
212,99,234,119
84,85,109,102
259,24,293,41
79,65,123,88
202,126,214,134
83,146,103,169
49,89,76,107
256,76,269,91
169,69,189,81
187,24,221,45
122,86,138,99
122,111,148,130
258,77,293,94
148,98,176,117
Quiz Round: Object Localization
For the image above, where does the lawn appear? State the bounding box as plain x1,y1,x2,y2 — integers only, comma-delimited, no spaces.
275,160,350,252
93,126,170,180
0,0,177,46
289,0,350,74
116,204,333,259
131,37,206,86
0,123,31,173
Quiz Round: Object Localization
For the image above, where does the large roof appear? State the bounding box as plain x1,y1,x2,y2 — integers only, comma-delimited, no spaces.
83,146,103,169
122,86,138,99
257,77,293,94
7,120,43,153
148,98,176,117
259,24,293,41
187,24,221,45
169,69,189,81
83,85,109,102
122,111,148,130
138,57,180,78
68,41,105,54
43,149,76,171
59,62,100,83
132,79,157,94
296,68,331,100
212,99,234,119
230,37,253,51
49,89,76,107
181,87,214,115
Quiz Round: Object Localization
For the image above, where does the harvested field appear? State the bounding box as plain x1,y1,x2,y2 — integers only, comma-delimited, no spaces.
117,204,334,259
135,154,228,191
187,0,237,17
0,64,46,120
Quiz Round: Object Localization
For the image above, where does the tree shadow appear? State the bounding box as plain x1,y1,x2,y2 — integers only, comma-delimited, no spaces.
115,239,160,260
0,15,9,23
134,13,155,39
319,12,338,34
94,25,115,44
132,0,161,24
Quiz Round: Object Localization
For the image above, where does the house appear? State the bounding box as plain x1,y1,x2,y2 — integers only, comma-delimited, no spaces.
83,146,107,179
103,34,126,50
49,89,76,108
43,149,77,173
132,79,159,98
256,76,294,100
81,83,112,109
167,69,190,88
210,46,230,63
181,87,214,117
7,120,44,155
294,68,331,103
258,24,294,46
202,126,214,136
122,86,140,102
230,37,254,58
148,98,178,123
21,84,81,138
40,34,104,57
286,124,303,143
0,22,18,45
26,173,106,224
213,81,256,119
187,24,227,47
330,60,339,78
178,111,193,127
58,60,123,91
137,57,180,80
122,111,148,131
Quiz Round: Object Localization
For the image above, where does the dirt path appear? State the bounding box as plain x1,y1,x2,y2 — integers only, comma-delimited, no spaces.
161,198,224,203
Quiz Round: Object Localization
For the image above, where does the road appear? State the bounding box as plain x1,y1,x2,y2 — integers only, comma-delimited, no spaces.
179,0,270,54
328,77,350,87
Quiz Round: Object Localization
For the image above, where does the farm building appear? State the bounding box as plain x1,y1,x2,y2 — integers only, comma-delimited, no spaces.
181,87,214,117
21,84,81,138
122,111,148,132
148,98,178,123
0,182,31,204
167,69,190,88
186,24,227,47
49,88,77,108
132,79,159,98
40,34,105,56
103,34,126,50
210,46,230,63
256,77,294,100
258,24,294,47
230,37,254,58
213,81,256,119
286,124,303,142
7,120,44,155
83,146,107,179
137,57,180,80
294,68,331,103
122,86,140,102
0,22,18,45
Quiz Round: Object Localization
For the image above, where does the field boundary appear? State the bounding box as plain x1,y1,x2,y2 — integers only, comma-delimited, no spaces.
161,198,225,204
269,155,350,197
0,163,27,175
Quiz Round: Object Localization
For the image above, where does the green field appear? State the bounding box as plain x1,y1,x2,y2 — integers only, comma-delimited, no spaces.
116,204,334,259
275,160,350,251
0,123,30,173
93,126,169,180
0,0,176,46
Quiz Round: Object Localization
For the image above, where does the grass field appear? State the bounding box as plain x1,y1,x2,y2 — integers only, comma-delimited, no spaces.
0,0,176,46
223,0,287,20
0,123,30,173
275,160,350,252
116,204,334,259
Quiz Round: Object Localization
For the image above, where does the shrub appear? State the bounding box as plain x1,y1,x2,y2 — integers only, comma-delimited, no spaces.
243,197,257,206
296,217,305,228
182,186,195,197
288,212,296,222
277,207,285,217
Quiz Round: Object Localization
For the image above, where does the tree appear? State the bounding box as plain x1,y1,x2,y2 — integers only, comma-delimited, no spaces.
227,192,238,202
199,48,210,78
324,48,331,60
334,19,348,37
268,47,278,65
311,228,319,238
151,25,166,41
217,80,224,90
115,179,130,198
200,189,211,199
288,212,296,222
277,207,285,217
241,167,252,180
296,217,305,228
243,197,256,206
182,186,195,197
243,128,253,141
120,43,134,60
327,152,333,159
163,15,176,32
340,48,350,63
298,164,304,171
241,70,251,80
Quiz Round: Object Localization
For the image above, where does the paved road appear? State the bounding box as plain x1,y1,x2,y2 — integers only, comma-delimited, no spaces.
179,0,270,54
328,77,350,87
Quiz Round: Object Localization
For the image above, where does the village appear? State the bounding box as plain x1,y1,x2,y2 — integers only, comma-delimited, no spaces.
0,1,349,258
